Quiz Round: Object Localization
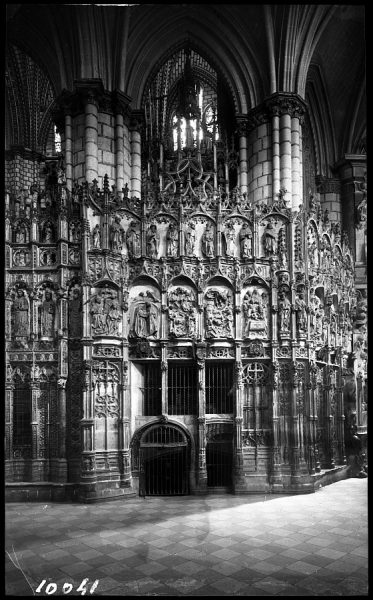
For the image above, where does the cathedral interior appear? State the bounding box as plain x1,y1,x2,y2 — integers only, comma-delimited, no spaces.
5,4,367,504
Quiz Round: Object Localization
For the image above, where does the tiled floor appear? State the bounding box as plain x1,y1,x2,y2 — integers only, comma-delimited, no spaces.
5,478,368,596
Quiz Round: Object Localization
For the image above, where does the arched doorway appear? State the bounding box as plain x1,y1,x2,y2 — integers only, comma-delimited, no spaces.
137,422,190,496
206,423,233,490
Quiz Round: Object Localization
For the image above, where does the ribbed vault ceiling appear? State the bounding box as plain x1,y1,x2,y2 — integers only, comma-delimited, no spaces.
6,3,365,159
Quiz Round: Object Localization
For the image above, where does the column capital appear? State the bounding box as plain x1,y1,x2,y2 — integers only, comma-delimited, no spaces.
235,114,249,136
112,89,132,119
74,79,105,107
264,92,308,120
130,110,145,132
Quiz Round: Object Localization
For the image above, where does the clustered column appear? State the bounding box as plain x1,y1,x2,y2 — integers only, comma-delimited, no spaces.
130,111,142,198
84,93,99,183
236,117,248,195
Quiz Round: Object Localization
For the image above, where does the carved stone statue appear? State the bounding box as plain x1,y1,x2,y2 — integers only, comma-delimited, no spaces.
204,289,233,338
263,220,277,255
184,223,196,256
43,221,54,243
201,222,215,258
278,291,291,332
278,239,287,268
126,221,141,258
15,222,27,243
243,289,268,338
106,294,122,335
239,223,253,258
110,216,125,251
166,223,179,257
168,287,196,338
131,292,160,338
68,288,82,337
70,221,81,243
90,293,107,334
146,224,159,259
223,223,236,257
12,289,30,347
40,290,56,338
294,291,307,332
92,224,101,249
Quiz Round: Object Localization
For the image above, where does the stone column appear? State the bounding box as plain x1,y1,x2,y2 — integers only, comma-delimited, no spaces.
197,351,207,491
5,383,14,463
266,94,307,208
306,382,316,474
291,115,302,210
272,113,280,198
113,92,131,194
53,378,68,483
115,112,124,192
64,113,73,190
325,383,335,469
79,360,97,500
161,346,168,416
84,95,99,183
236,116,248,195
279,112,292,203
30,382,42,480
336,366,346,465
233,353,245,490
271,361,283,489
130,111,143,198
290,365,302,485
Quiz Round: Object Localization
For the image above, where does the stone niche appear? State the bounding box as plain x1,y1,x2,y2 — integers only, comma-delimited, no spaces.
128,280,161,340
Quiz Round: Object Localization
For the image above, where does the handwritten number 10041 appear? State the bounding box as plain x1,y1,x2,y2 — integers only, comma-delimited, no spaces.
36,579,99,595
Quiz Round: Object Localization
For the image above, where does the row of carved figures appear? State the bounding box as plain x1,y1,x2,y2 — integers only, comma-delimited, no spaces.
7,283,352,348
89,218,287,260
9,216,352,273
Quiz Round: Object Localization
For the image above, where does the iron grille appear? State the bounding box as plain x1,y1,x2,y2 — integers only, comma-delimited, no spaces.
143,362,162,416
13,386,32,448
142,425,185,445
141,447,188,495
206,362,234,413
168,363,197,415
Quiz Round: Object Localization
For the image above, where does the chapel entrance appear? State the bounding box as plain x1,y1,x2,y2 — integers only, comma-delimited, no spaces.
139,423,189,496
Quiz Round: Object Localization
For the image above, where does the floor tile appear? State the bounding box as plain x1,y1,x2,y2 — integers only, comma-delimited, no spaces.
5,478,368,597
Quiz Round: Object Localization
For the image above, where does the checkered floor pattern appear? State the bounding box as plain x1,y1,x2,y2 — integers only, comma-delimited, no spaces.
5,478,368,596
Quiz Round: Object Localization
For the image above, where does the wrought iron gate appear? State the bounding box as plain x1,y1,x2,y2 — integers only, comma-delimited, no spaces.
138,423,189,496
